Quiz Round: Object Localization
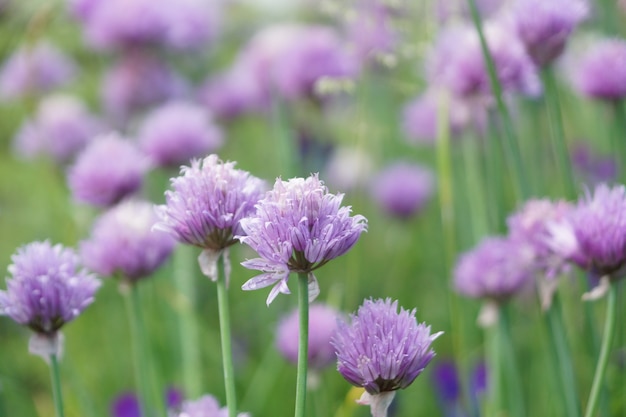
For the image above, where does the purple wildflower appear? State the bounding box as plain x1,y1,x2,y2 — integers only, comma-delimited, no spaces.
510,0,588,67
80,200,176,282
570,141,618,185
331,298,442,417
0,41,76,101
154,154,266,252
12,93,105,164
68,132,149,207
572,38,626,101
0,241,100,335
174,395,250,417
276,303,340,369
431,360,461,404
454,236,535,302
370,162,435,219
138,101,224,168
112,392,140,417
238,174,367,305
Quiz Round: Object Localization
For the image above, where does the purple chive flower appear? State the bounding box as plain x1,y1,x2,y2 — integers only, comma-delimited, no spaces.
0,41,76,101
331,298,442,417
431,360,461,405
174,394,250,417
0,241,100,335
154,154,266,252
427,22,541,99
572,38,626,101
112,387,184,417
370,162,435,219
12,93,105,164
80,199,175,282
549,184,626,281
570,141,618,185
138,101,224,168
276,303,340,370
68,132,149,207
436,0,504,23
511,0,588,67
238,174,368,305
454,236,535,302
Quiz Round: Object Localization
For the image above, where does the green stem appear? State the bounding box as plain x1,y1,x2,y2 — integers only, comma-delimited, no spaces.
499,305,526,417
295,273,310,417
49,353,65,417
271,95,296,178
611,100,626,182
484,308,502,417
466,0,530,201
216,252,238,417
584,283,618,417
461,134,490,239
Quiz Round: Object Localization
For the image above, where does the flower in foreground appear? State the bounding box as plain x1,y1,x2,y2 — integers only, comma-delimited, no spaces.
238,173,367,305
331,298,442,417
81,199,176,283
0,241,100,355
173,394,250,417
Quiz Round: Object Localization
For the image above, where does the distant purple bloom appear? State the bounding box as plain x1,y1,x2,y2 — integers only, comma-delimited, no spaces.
471,361,488,398
570,141,618,185
112,392,140,417
238,174,367,305
81,200,175,282
276,303,340,369
511,0,588,67
0,41,75,100
0,241,100,335
138,101,224,168
68,132,149,207
174,394,250,417
370,162,435,219
549,184,626,280
572,38,626,101
436,0,504,22
344,4,401,66
431,360,461,404
331,298,441,404
12,93,105,164
454,236,535,301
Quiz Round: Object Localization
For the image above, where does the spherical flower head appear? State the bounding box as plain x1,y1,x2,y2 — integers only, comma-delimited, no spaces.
138,101,224,168
81,199,175,282
0,241,100,334
238,174,368,305
276,303,340,370
154,155,266,250
370,162,435,219
174,394,250,417
331,298,442,395
554,184,626,280
454,236,535,301
0,41,76,101
511,0,588,67
12,93,105,164
572,38,626,101
68,132,149,207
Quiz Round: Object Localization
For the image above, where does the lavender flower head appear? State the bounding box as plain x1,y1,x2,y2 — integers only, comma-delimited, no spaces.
454,236,535,302
155,154,266,251
572,38,626,101
511,0,588,67
81,200,176,282
173,394,250,417
370,162,435,219
12,93,105,164
138,101,224,168
331,298,442,417
0,41,76,101
68,132,149,207
570,141,618,185
238,174,368,305
0,241,100,335
276,303,340,369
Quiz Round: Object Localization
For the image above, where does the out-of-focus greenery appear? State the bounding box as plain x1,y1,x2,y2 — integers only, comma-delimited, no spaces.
0,1,625,417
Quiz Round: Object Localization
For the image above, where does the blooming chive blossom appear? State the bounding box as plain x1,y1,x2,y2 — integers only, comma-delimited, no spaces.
511,0,588,67
276,303,340,369
572,38,626,101
0,241,100,335
454,236,535,302
68,132,149,207
331,298,442,417
570,141,617,185
174,394,250,417
238,174,368,305
80,200,176,282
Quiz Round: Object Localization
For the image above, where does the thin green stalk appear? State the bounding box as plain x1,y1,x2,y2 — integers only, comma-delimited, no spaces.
499,305,526,417
216,252,238,417
466,0,530,201
295,273,310,417
49,353,65,417
541,67,577,198
271,96,296,177
611,100,626,182
584,283,618,417
545,293,582,417
461,134,490,239
484,311,502,417
174,245,202,398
